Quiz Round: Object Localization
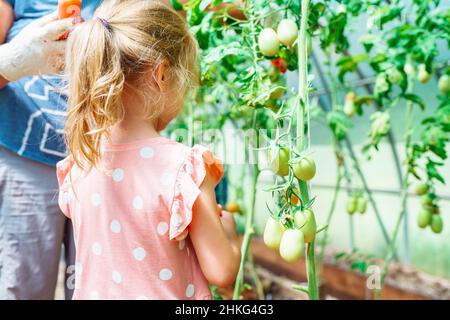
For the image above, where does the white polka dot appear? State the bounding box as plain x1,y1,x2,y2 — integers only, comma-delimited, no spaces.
185,284,195,298
112,168,124,182
133,196,144,210
161,173,175,186
133,247,146,261
136,295,149,300
171,213,183,228
159,268,173,281
140,147,154,159
112,271,122,284
178,240,185,250
91,193,102,207
92,242,102,256
89,291,100,300
110,220,121,233
185,163,194,174
157,222,169,236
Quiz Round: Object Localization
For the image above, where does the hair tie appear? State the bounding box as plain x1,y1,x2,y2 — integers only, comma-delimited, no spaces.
96,16,111,30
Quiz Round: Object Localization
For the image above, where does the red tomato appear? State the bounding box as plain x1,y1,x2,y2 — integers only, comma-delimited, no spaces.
271,58,287,74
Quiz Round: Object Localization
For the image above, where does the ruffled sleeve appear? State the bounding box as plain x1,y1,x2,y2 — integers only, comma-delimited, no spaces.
56,156,75,218
169,145,224,241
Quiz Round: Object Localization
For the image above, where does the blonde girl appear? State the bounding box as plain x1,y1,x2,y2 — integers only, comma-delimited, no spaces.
57,0,240,300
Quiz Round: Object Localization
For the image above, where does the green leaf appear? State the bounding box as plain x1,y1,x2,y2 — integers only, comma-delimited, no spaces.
327,110,352,140
402,93,426,111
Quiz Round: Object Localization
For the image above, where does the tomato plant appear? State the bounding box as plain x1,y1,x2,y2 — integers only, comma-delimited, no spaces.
173,0,449,301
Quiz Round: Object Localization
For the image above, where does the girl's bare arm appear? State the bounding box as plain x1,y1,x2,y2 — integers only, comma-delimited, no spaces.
189,171,241,288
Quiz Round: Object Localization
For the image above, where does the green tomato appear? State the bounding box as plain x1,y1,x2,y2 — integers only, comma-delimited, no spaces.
294,209,317,243
415,183,429,196
268,147,290,176
346,197,357,215
404,63,415,78
293,157,316,181
421,194,434,206
430,214,443,234
279,229,305,263
417,210,431,229
374,73,389,94
277,19,298,47
417,64,431,84
258,28,280,57
438,74,450,94
263,216,286,250
386,67,402,84
357,197,367,214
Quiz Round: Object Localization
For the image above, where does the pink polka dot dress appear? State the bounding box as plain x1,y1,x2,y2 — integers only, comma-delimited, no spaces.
56,137,224,300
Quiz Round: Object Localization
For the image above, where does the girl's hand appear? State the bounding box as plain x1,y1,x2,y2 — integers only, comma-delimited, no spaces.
0,11,77,82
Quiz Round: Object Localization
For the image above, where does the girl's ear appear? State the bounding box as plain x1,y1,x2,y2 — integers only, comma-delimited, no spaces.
155,60,170,92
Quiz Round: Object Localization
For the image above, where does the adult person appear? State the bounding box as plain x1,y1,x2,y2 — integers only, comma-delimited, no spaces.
0,0,102,300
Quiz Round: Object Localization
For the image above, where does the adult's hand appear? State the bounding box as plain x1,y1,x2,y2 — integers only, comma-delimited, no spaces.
0,11,76,82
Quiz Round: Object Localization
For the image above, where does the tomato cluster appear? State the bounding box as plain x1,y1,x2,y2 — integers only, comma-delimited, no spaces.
346,193,367,215
263,208,317,263
415,184,443,234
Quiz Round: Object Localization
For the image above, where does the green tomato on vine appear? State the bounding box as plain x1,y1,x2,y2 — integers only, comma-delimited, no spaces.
293,157,316,181
268,146,290,177
258,28,280,57
294,209,317,243
279,229,305,263
263,216,286,250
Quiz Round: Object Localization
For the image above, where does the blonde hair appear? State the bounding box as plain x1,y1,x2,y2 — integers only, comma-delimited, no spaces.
65,0,198,170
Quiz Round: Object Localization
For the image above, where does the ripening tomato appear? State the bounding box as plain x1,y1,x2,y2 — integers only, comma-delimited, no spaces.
58,0,82,19
283,188,300,206
270,86,286,99
294,209,317,243
277,19,298,47
417,210,431,229
271,58,287,73
258,28,280,57
279,229,304,263
293,157,316,181
415,183,429,196
225,202,241,214
263,216,286,250
357,197,367,214
430,214,443,234
344,92,357,117
417,64,431,84
268,147,290,177
438,74,450,94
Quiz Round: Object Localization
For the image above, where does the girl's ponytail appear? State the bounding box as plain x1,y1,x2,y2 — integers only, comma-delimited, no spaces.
66,14,125,170
65,0,198,170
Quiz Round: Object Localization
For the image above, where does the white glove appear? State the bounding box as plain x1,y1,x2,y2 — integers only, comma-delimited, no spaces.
0,11,75,82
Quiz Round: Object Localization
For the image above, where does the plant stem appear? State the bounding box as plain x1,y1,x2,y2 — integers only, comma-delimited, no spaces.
317,163,343,265
344,138,393,247
248,253,265,300
296,0,319,300
376,76,415,297
233,165,260,299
